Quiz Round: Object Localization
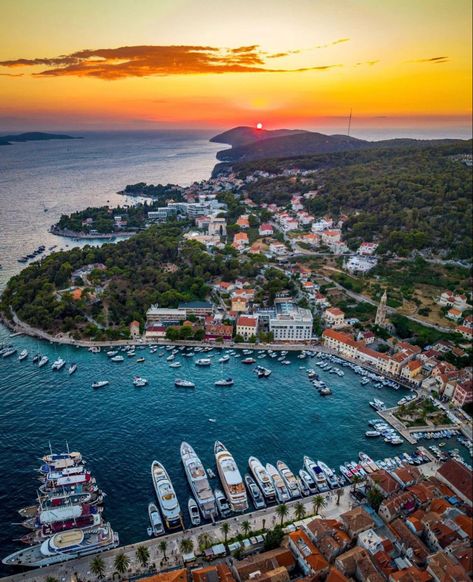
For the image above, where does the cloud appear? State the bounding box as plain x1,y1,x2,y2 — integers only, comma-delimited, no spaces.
315,38,350,49
410,56,449,64
0,72,23,76
355,60,379,66
0,44,344,80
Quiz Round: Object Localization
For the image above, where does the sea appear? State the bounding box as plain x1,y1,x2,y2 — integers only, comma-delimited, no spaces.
0,131,468,572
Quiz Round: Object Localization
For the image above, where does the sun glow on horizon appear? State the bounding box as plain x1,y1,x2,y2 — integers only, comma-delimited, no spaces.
256,122,263,129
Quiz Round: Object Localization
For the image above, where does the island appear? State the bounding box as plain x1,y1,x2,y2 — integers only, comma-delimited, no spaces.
0,131,82,146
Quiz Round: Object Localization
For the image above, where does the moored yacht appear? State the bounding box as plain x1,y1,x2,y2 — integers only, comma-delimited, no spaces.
188,498,201,526
52,358,65,371
317,461,339,489
298,468,317,494
215,377,234,386
175,378,195,388
244,474,266,509
18,349,28,361
266,463,291,503
214,441,248,512
214,488,231,518
248,457,276,502
38,355,49,368
276,461,301,498
304,456,329,492
148,502,164,536
68,363,77,375
195,358,212,366
180,442,217,520
151,461,182,529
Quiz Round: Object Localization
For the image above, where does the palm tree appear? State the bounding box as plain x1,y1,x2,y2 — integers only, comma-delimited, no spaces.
351,475,363,492
294,501,306,521
312,494,327,515
136,545,150,569
262,518,266,532
159,540,168,560
275,503,288,526
46,577,59,582
90,556,106,580
221,522,230,545
241,519,251,537
114,552,130,578
336,488,344,506
180,538,194,555
198,532,214,551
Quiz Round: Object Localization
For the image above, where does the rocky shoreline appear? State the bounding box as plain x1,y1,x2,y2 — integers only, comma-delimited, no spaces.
49,225,138,239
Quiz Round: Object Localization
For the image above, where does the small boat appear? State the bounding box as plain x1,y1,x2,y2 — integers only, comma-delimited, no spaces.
244,474,266,510
242,357,256,364
175,378,195,388
32,353,41,364
215,377,234,386
195,358,212,366
2,347,17,358
38,355,49,368
68,363,78,375
18,349,28,361
365,430,380,438
133,376,148,387
214,488,231,518
52,358,65,371
255,366,272,378
188,498,201,526
136,357,145,363
106,350,118,357
111,355,124,362
148,502,164,536
92,381,109,389
169,361,181,368
218,355,230,363
207,468,216,478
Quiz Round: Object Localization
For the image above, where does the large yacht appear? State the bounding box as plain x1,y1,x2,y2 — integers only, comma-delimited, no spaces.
266,463,291,503
276,460,301,498
214,441,248,512
2,523,118,568
304,456,329,492
180,442,217,520
248,457,276,502
151,461,182,529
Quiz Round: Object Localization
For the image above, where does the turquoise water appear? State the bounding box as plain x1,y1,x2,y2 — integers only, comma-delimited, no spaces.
0,325,419,564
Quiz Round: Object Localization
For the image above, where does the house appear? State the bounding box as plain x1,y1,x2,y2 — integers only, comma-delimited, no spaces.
357,529,386,555
426,550,470,582
140,570,188,582
314,292,330,308
456,325,473,340
236,215,250,229
436,460,473,506
302,281,316,295
205,323,233,341
368,469,401,498
304,518,351,561
358,242,378,255
321,230,342,245
215,281,235,294
233,232,249,250
259,223,274,236
335,547,383,582
339,506,375,538
446,308,463,322
323,307,346,329
391,465,422,489
232,548,295,582
291,195,304,211
345,255,378,274
400,360,423,382
232,297,249,313
378,491,416,522
301,233,320,247
288,529,329,578
389,518,429,566
178,301,214,318
129,320,140,338
452,380,473,406
192,564,236,582
389,567,432,582
236,315,259,340
312,218,333,232
269,242,287,256
438,291,469,311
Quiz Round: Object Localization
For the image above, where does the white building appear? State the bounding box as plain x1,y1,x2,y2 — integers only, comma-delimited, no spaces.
344,255,378,274
268,301,313,342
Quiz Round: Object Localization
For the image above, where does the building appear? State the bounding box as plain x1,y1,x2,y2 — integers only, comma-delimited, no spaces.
146,304,186,325
208,216,227,237
232,548,295,582
446,308,463,322
268,301,313,342
345,255,378,274
205,323,233,341
236,315,259,340
233,232,249,250
340,506,375,538
375,290,388,327
368,469,401,498
436,460,473,506
236,215,250,229
452,380,473,406
259,223,274,236
427,550,470,582
288,529,329,578
178,301,214,318
323,307,346,329
438,291,469,312
304,518,351,561
358,242,379,255
140,570,188,582
232,297,249,313
129,320,140,338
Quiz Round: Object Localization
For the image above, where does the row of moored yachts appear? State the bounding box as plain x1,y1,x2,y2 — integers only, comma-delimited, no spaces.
3,449,118,568
0,345,78,375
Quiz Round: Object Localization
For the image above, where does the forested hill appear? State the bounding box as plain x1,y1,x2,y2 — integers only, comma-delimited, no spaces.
239,143,473,259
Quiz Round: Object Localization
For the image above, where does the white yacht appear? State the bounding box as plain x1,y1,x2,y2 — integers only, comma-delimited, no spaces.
133,376,148,387
317,461,339,489
214,488,231,518
298,469,317,494
304,456,329,492
18,349,28,361
175,379,195,388
276,460,301,498
111,355,124,362
51,358,66,371
248,457,276,502
180,442,217,520
92,381,109,389
218,355,230,363
68,363,77,375
214,441,248,512
215,377,234,386
195,358,212,366
151,461,182,529
148,502,164,536
266,463,291,503
188,498,201,526
38,355,49,368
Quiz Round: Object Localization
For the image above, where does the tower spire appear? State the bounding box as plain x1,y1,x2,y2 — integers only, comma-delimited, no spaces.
375,289,388,327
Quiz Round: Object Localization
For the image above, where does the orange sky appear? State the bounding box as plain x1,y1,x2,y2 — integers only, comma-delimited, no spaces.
0,0,471,136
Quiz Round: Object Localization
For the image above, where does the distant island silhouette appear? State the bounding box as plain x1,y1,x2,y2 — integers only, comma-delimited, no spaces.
0,132,82,146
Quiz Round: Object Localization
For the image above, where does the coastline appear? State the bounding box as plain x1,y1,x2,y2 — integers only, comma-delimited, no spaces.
49,225,139,240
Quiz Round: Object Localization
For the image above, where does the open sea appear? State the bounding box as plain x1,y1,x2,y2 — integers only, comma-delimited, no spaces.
0,131,468,572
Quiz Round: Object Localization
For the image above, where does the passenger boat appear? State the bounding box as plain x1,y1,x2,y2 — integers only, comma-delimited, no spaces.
215,377,234,386
276,461,301,498
304,457,329,492
317,461,339,488
151,461,182,529
40,472,93,493
180,442,217,520
133,376,148,387
195,358,212,366
175,378,195,388
248,457,276,502
298,469,317,494
2,523,119,567
111,355,124,362
68,363,77,375
92,381,109,389
214,441,248,512
18,349,28,361
148,502,164,536
266,463,291,503
40,450,83,471
214,488,231,518
38,355,49,368
244,474,266,510
188,498,201,526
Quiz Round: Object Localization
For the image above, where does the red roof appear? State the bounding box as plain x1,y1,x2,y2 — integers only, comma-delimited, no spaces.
437,459,473,503
237,316,258,327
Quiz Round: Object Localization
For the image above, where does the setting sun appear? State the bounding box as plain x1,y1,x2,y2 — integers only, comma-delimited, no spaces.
256,123,263,129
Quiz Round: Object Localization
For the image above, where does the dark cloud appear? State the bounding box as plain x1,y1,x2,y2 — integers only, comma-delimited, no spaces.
355,60,379,66
315,38,350,49
410,56,449,64
0,44,343,79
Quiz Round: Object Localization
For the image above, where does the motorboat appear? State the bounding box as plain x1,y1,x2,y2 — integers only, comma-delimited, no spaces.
38,355,49,368
169,362,181,368
133,376,148,387
195,358,212,366
266,463,291,503
106,350,118,357
248,457,275,502
218,355,230,363
175,378,195,388
2,347,17,358
242,357,256,364
136,357,145,363
317,461,339,488
215,377,234,386
254,366,272,378
365,430,380,438
111,355,124,362
68,363,77,375
214,441,248,512
298,468,317,494
276,461,301,498
92,381,109,389
369,398,386,411
32,353,41,364
188,498,201,526
180,442,217,520
207,468,216,479
244,474,266,509
297,475,311,497
304,456,329,492
18,349,28,361
151,461,182,529
214,488,232,518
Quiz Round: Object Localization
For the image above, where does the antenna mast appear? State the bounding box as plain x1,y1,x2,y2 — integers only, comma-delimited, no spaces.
347,108,352,136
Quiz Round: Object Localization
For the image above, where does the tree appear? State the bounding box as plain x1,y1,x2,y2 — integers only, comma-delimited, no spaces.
336,488,344,506
135,545,150,568
159,540,168,559
46,577,58,582
367,487,384,511
264,526,284,551
351,475,363,493
294,501,306,521
90,556,106,579
198,532,214,551
221,522,230,545
241,519,251,537
180,538,194,555
312,495,327,515
275,503,288,526
114,552,130,577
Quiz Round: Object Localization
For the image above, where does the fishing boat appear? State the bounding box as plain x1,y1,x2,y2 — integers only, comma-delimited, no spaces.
180,442,217,520
38,355,49,368
18,349,28,361
214,441,248,512
215,377,234,386
2,523,119,568
214,489,231,518
68,363,77,375
195,358,212,366
248,457,276,502
91,381,109,389
151,461,182,529
266,463,291,503
244,474,266,509
52,358,65,371
276,461,301,498
304,456,329,492
148,502,164,536
188,498,201,526
175,378,195,388
298,469,317,494
133,376,148,387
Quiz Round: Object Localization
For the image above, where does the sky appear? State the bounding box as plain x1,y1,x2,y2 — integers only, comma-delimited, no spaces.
0,0,471,137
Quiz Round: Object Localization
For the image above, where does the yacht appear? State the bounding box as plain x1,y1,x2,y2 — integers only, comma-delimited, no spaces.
106,350,118,357
244,474,266,509
369,398,386,411
180,442,217,520
2,347,17,358
52,358,66,371
214,489,231,518
297,475,311,497
195,358,212,366
188,498,201,526
218,355,230,363
298,468,317,494
92,381,109,389
175,379,195,388
365,430,381,438
214,441,248,512
111,355,124,362
133,376,148,387
18,349,28,361
38,355,49,368
266,463,291,503
2,523,119,567
242,357,256,364
169,362,181,368
254,366,272,378
317,461,339,489
151,461,182,529
68,363,77,375
276,461,301,498
148,502,164,536
248,457,276,502
32,353,41,364
215,377,234,386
